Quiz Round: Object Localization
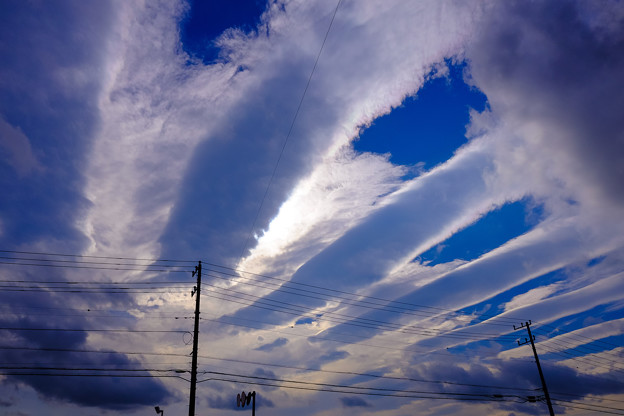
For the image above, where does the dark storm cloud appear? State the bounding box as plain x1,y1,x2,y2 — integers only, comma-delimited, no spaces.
9,356,173,410
0,0,114,249
0,327,173,409
468,0,624,204
0,2,181,410
404,356,624,411
0,288,173,409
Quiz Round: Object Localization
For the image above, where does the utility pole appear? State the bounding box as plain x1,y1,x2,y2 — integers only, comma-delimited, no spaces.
189,261,202,416
514,320,555,416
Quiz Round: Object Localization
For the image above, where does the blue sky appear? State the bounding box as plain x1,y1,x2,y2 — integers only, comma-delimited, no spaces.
1,1,623,415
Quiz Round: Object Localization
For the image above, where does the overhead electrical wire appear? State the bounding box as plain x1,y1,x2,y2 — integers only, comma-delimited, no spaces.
196,353,538,392
201,264,524,327
548,397,624,415
2,248,621,386
549,392,624,405
0,311,191,320
0,248,530,331
0,279,194,284
200,369,529,400
4,274,612,366
0,360,189,368
198,375,530,403
200,286,519,342
0,260,191,272
0,249,195,263
0,255,193,270
531,344,624,374
0,284,189,291
533,335,624,368
0,346,535,395
533,322,624,351
535,336,624,366
0,365,187,373
0,327,189,334
237,0,344,262
198,313,534,363
0,345,190,357
0,372,189,381
203,270,513,329
538,335,624,359
199,313,461,357
0,304,192,318
551,397,624,414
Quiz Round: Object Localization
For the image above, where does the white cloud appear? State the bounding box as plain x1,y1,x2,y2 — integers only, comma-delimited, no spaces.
504,284,560,312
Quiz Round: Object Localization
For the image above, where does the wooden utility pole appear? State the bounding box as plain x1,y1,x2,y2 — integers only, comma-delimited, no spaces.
189,261,202,416
514,321,555,416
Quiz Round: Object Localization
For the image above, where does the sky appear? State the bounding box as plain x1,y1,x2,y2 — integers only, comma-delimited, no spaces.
0,0,623,415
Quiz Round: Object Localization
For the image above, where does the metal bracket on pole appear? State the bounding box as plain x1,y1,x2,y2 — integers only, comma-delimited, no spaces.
237,391,256,416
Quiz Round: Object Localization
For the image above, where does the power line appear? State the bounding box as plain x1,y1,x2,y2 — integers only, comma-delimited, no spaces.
0,260,191,272
535,322,623,349
201,264,523,326
0,255,193,269
0,311,191,320
199,376,529,403
549,398,624,415
200,369,529,400
0,360,188,367
0,249,195,263
0,304,190,314
0,279,194,284
0,345,189,357
196,353,537,392
540,335,624,359
536,337,624,368
0,327,189,334
535,343,624,373
0,247,527,328
0,288,188,294
0,285,189,291
238,0,343,261
0,372,189,381
201,287,519,342
198,313,533,363
204,271,512,329
0,284,189,290
549,392,624,405
0,365,187,373
0,346,534,395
